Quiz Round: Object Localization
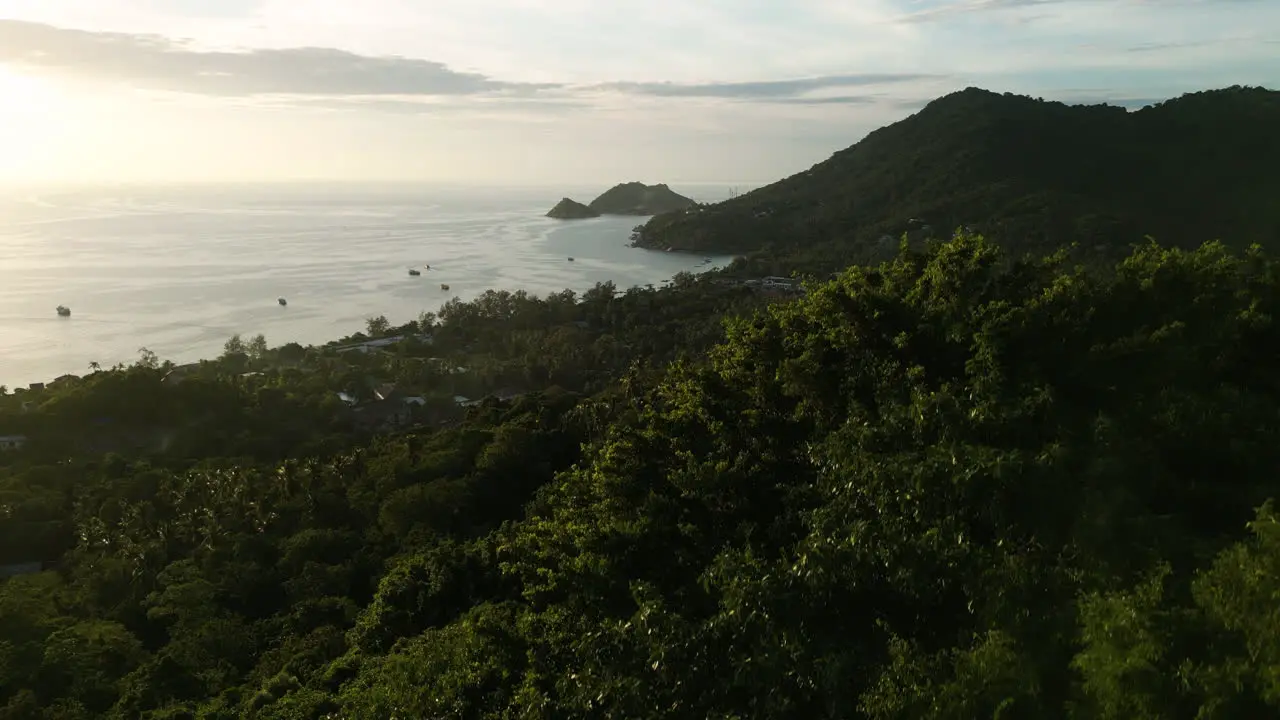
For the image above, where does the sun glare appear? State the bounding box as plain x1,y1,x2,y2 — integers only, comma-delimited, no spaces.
0,67,64,183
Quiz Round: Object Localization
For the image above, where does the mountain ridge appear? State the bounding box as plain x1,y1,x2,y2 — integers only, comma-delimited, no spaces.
631,85,1280,268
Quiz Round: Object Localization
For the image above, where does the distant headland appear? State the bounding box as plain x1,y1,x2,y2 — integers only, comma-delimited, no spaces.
546,182,696,219
546,198,599,219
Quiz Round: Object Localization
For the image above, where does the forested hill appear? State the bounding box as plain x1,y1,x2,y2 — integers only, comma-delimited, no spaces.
4,236,1280,717
633,86,1280,266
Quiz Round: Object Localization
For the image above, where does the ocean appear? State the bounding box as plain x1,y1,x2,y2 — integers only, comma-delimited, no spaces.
0,182,741,388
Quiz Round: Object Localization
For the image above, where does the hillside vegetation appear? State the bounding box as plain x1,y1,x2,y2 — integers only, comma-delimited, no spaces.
588,182,695,215
3,234,1280,718
634,86,1280,269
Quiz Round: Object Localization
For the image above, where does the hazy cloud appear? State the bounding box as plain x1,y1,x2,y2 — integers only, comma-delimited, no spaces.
764,95,884,105
1125,38,1252,53
590,74,940,99
135,0,267,19
894,0,1264,24
282,95,591,116
0,19,945,106
894,0,1066,24
0,19,557,96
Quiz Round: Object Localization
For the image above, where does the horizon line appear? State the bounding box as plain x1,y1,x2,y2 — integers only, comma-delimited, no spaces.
0,178,772,191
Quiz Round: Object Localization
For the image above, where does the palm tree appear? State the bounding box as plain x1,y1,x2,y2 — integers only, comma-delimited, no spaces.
89,361,101,373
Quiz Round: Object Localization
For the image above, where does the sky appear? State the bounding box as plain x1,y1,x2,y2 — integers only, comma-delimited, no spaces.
0,0,1276,186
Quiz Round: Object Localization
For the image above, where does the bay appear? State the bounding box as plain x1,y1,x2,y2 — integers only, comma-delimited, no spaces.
0,182,740,387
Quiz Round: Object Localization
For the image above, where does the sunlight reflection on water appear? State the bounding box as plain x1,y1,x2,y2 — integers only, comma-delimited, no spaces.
0,183,737,386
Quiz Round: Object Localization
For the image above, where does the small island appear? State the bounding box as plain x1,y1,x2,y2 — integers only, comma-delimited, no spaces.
546,182,696,220
546,198,600,220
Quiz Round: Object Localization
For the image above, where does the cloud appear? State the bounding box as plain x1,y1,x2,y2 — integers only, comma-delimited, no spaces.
589,74,940,100
0,10,1273,129
278,95,591,117
0,19,558,97
0,19,947,108
893,0,1266,24
135,0,268,19
893,0,1066,24
1124,38,1251,54
765,95,884,105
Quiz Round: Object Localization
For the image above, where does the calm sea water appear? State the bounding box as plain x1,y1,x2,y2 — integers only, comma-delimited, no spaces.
0,182,741,388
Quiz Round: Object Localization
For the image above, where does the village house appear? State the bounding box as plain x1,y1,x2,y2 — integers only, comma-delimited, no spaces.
454,388,526,409
336,336,404,354
374,385,428,406
346,382,432,431
334,333,434,355
738,276,805,297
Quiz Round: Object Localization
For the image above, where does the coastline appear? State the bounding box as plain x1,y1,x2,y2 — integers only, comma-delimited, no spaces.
0,188,738,389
